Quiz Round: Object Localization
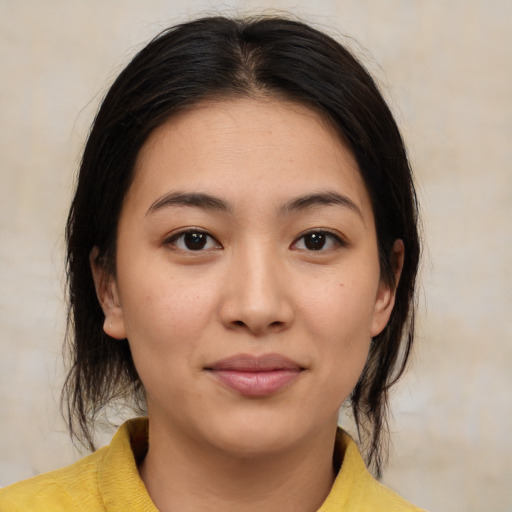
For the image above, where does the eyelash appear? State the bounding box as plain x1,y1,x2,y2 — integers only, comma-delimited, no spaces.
164,228,222,252
164,228,346,252
291,229,346,252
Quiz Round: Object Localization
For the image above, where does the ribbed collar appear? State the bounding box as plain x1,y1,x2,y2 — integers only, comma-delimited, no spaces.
97,418,417,512
98,418,157,511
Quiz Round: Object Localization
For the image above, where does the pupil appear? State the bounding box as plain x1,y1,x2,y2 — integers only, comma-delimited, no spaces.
305,233,325,250
184,232,207,250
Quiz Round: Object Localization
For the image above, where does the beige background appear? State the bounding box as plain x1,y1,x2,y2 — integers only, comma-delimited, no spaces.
1,1,511,511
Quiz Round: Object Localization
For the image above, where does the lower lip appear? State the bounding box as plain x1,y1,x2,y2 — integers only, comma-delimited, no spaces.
209,369,302,397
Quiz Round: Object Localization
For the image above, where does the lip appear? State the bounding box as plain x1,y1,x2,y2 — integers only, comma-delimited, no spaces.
205,353,305,397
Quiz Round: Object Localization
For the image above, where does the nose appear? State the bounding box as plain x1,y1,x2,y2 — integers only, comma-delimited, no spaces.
219,245,294,336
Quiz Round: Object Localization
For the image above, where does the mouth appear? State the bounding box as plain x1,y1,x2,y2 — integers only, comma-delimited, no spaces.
205,353,305,397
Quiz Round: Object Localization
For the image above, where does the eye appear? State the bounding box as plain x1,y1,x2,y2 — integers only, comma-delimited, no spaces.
166,229,221,251
292,230,344,251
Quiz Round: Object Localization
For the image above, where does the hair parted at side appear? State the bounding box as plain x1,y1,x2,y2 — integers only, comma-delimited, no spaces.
63,15,420,477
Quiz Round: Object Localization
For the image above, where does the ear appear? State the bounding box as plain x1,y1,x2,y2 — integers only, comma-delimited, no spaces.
370,239,404,337
90,247,127,340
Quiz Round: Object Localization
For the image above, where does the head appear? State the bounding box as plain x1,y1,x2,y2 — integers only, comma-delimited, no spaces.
64,15,420,476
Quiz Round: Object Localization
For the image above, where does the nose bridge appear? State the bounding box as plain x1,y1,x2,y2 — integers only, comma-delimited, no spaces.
221,238,292,334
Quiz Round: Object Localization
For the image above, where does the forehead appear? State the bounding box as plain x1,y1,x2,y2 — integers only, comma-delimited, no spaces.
126,97,372,221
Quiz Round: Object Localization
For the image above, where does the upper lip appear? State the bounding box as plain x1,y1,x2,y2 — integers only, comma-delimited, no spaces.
206,353,304,372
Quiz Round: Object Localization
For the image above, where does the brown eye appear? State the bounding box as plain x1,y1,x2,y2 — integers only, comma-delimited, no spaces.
292,231,343,251
303,232,327,250
183,232,208,250
168,230,221,251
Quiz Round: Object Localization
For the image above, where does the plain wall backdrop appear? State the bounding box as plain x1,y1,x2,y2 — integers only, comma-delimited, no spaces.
0,1,511,511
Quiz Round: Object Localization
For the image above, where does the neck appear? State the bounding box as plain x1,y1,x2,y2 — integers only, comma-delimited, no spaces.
139,420,337,512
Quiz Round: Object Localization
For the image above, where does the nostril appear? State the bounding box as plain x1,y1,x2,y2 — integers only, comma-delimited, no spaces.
230,319,284,331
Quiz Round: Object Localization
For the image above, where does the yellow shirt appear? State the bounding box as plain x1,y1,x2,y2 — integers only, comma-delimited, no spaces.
0,418,424,511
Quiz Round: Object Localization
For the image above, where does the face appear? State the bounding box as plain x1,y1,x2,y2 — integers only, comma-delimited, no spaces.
94,98,400,457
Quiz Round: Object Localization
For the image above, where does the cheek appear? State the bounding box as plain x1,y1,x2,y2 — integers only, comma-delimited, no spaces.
301,271,378,342
118,275,220,409
118,268,219,361
297,270,377,382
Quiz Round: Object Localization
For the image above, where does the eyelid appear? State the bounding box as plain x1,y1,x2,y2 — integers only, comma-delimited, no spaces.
164,227,222,251
163,227,346,252
290,229,347,251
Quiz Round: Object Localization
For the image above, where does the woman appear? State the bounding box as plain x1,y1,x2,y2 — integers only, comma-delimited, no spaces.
0,15,423,511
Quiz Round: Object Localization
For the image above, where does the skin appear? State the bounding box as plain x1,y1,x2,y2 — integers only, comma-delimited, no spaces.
92,97,403,512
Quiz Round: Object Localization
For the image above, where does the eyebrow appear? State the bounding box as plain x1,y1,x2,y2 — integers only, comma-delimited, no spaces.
146,190,363,220
281,191,363,219
146,191,231,216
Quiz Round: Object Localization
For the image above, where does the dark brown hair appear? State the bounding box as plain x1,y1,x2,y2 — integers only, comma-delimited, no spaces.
63,15,420,477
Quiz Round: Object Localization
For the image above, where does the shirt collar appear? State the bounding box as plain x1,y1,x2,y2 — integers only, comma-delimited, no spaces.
98,417,381,512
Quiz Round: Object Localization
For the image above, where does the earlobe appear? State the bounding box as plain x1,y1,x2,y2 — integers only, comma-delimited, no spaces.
89,247,127,340
370,239,404,337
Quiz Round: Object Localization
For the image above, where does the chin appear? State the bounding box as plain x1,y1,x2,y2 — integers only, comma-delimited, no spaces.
212,431,295,459
202,409,314,459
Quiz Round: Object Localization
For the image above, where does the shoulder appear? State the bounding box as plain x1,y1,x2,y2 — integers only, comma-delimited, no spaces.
0,418,153,512
0,447,108,512
319,430,427,512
